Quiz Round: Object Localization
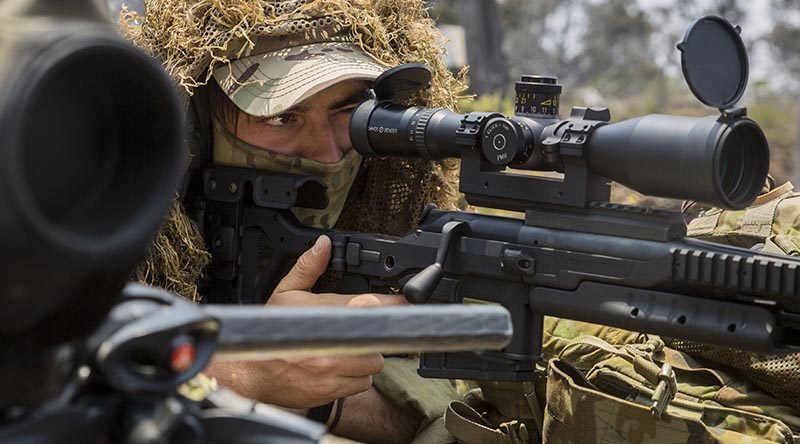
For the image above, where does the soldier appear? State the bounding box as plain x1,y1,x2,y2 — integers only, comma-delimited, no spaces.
123,1,465,443
125,2,800,443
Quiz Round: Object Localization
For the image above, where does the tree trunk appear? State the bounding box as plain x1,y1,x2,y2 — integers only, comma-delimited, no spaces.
792,106,800,186
457,0,509,96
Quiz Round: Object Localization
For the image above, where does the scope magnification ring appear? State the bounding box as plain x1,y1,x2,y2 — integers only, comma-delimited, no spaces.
414,108,439,158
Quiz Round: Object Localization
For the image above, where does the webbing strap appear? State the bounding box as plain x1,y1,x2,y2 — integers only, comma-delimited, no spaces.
771,235,800,255
556,334,626,360
752,181,794,206
445,401,511,444
741,196,784,238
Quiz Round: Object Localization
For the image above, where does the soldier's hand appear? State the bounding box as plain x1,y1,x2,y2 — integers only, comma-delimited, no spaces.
266,235,406,407
205,235,407,409
205,352,384,409
268,234,407,307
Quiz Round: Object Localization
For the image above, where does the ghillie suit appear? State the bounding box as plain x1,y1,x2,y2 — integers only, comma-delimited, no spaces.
122,1,467,441
129,200,210,303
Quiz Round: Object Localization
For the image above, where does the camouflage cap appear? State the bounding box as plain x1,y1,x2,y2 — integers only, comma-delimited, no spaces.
212,26,386,117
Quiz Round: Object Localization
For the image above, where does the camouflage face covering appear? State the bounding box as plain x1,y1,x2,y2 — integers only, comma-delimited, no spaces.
212,118,361,228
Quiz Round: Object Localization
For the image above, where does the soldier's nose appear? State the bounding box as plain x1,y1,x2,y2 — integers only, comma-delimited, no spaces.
305,119,344,164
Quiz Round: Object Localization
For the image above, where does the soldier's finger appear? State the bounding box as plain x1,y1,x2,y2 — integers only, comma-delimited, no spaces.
301,354,384,377
269,291,408,307
346,293,408,307
339,375,373,397
273,235,332,294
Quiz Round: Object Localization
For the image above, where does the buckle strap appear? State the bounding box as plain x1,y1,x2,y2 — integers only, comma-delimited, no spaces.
445,401,534,444
648,362,678,419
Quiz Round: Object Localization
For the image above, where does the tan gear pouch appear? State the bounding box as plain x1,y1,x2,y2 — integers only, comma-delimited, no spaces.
542,333,799,443
686,182,800,248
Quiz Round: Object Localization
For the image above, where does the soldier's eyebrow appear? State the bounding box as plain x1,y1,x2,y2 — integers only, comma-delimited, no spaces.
285,102,311,114
328,91,367,111
281,90,366,115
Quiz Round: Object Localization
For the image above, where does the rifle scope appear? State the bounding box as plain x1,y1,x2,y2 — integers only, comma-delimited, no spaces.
350,73,769,210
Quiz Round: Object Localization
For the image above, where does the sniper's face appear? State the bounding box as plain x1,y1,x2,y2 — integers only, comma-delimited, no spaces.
233,79,369,164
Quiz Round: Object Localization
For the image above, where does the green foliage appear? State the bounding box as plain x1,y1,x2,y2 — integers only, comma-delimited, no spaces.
457,92,514,115
747,94,800,183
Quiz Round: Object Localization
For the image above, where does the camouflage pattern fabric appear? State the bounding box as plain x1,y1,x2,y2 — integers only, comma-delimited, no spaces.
686,182,799,250
543,359,795,443
213,32,385,118
212,118,361,228
540,318,800,443
670,182,800,413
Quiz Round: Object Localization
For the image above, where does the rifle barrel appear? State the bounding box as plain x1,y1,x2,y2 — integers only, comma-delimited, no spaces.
205,304,513,360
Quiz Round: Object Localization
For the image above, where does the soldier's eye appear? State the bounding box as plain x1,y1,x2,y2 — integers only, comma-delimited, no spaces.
259,113,298,126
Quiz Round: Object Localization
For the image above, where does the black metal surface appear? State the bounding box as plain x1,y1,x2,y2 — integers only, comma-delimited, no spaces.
207,304,513,358
372,63,431,101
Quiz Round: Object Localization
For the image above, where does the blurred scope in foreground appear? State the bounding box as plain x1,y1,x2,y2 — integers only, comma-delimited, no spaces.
0,4,184,351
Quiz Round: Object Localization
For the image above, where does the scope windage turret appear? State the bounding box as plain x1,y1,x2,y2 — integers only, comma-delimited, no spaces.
349,74,769,210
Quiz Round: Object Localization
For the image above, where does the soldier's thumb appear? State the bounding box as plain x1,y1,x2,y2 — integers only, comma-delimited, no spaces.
274,235,331,293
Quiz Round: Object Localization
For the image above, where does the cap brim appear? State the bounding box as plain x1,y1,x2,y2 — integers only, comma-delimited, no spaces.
213,42,385,117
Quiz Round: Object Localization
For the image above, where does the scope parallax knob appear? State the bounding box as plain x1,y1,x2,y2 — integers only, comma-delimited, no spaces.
481,117,523,166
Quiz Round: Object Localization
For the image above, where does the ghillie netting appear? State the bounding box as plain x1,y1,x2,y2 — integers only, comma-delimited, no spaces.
131,200,211,302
